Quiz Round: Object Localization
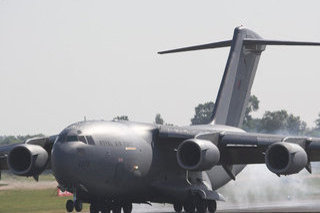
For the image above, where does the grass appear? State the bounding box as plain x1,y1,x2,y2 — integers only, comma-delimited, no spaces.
0,189,89,213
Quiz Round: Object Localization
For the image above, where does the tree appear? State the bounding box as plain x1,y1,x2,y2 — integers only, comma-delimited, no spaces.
259,110,306,135
243,95,260,130
191,102,215,125
315,113,320,130
259,110,288,133
286,114,307,134
113,115,129,121
155,113,164,125
306,113,320,137
191,95,259,126
0,134,45,145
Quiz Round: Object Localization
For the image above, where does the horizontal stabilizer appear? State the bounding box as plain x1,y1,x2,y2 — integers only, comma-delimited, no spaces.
159,39,320,54
243,38,320,46
158,40,232,54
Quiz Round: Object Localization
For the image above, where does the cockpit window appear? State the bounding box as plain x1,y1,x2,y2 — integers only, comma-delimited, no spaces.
66,136,78,142
86,136,95,145
57,132,94,145
58,133,67,143
78,136,87,144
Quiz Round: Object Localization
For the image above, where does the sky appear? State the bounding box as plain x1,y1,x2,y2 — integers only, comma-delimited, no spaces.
0,0,320,135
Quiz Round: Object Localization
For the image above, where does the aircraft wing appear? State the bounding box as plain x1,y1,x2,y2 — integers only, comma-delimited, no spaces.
25,135,57,153
209,132,320,164
194,131,320,177
158,126,320,177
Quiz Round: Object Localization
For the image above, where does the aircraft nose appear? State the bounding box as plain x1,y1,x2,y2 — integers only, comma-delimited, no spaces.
51,141,79,187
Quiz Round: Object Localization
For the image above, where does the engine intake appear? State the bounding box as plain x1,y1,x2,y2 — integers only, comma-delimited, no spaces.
8,144,49,177
265,142,308,175
177,139,220,171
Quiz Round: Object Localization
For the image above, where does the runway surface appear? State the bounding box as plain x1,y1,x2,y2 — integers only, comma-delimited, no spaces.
130,200,320,212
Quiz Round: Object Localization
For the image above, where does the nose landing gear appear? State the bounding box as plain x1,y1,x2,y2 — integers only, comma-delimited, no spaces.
74,199,83,212
66,199,83,212
66,200,74,212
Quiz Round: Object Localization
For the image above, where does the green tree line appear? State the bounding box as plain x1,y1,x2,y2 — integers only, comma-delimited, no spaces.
156,95,320,137
0,134,45,146
2,95,320,146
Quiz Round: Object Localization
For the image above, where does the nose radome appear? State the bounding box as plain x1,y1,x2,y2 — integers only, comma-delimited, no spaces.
51,142,80,187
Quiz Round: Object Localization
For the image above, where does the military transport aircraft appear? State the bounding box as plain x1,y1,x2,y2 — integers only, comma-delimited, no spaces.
1,26,320,213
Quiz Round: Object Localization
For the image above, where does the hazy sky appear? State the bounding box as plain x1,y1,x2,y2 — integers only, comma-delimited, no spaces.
0,0,320,135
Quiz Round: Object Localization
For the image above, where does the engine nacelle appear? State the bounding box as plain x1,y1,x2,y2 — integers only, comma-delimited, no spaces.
265,142,308,175
8,144,49,177
177,139,220,171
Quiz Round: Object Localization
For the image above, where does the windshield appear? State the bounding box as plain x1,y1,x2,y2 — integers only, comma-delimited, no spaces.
57,132,93,145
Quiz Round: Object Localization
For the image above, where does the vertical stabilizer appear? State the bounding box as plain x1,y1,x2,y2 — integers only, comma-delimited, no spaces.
211,27,265,127
159,27,320,128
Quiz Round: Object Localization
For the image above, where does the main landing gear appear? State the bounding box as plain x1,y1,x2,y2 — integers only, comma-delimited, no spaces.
174,197,217,213
66,199,83,212
89,201,133,213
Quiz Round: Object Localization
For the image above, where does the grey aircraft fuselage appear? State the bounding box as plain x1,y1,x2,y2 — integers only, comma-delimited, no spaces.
51,120,244,204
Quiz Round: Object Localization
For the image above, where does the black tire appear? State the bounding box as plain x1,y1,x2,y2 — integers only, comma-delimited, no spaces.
173,203,183,212
184,200,195,213
123,203,133,213
66,200,74,212
74,200,83,212
90,203,99,213
100,202,111,213
112,205,121,213
101,208,111,213
195,196,207,213
207,200,217,213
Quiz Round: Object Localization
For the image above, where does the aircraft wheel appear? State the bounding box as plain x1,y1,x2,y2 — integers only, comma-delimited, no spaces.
66,200,74,212
101,208,111,213
112,204,122,213
123,203,133,213
195,196,207,213
183,200,195,213
100,202,111,213
74,200,83,212
90,203,99,213
173,203,182,212
207,200,217,213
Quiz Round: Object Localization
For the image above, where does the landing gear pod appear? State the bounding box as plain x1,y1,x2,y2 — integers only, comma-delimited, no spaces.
265,142,308,175
177,139,220,171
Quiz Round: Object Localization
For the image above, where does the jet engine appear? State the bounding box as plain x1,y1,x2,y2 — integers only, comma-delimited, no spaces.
177,139,220,171
8,144,49,177
265,142,308,175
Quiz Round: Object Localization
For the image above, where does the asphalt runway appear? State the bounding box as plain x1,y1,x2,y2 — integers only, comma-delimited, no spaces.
130,200,320,212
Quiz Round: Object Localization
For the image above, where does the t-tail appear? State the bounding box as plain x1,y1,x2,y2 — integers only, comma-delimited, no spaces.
159,26,320,127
